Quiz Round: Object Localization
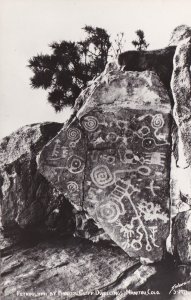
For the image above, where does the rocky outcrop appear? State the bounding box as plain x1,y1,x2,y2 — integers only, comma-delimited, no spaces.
169,25,191,46
0,123,75,235
2,24,191,299
1,233,191,300
39,67,172,262
172,210,191,264
170,33,191,221
1,235,140,300
118,47,175,91
0,123,112,243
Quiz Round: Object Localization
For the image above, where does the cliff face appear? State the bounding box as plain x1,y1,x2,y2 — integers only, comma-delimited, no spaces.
1,25,191,299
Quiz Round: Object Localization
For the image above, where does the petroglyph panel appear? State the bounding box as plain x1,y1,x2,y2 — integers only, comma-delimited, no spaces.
82,109,171,260
39,119,87,210
39,107,171,260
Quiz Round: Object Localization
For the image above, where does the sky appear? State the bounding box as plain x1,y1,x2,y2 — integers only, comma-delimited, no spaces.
0,0,191,139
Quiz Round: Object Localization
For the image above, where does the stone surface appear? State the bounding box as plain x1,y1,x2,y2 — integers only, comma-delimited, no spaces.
170,124,191,218
118,46,175,90
39,67,171,261
0,122,75,235
1,235,139,299
172,210,191,264
171,265,191,299
2,25,191,299
169,25,191,46
170,154,191,218
170,35,191,222
1,234,191,300
171,37,191,168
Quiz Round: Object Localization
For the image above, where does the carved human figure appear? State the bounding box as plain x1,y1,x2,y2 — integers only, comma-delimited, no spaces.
39,64,171,261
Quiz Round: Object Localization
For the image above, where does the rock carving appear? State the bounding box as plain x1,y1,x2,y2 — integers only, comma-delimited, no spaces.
39,69,171,261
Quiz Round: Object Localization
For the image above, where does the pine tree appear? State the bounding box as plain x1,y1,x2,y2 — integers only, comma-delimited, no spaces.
132,30,149,51
28,26,111,112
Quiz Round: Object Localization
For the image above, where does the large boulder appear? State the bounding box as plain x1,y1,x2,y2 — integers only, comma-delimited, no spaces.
0,123,75,235
39,64,172,262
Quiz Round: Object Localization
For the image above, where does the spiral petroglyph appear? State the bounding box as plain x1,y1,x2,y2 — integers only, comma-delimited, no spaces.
151,114,164,129
90,165,114,188
82,116,98,132
67,127,81,141
39,92,170,261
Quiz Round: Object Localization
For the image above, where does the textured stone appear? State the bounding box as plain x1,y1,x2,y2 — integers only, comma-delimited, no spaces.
83,109,170,261
170,35,191,223
170,124,191,218
1,234,191,300
0,123,75,235
172,210,191,264
170,154,191,217
171,265,191,297
118,47,175,90
171,37,191,168
169,25,191,46
39,118,87,211
1,236,139,299
39,67,171,261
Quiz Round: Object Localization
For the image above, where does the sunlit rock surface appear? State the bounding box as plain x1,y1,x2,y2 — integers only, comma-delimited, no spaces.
39,68,172,261
171,37,191,168
169,25,191,46
170,35,191,216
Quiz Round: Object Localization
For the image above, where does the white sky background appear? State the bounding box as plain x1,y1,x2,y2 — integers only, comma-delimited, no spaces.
0,0,191,139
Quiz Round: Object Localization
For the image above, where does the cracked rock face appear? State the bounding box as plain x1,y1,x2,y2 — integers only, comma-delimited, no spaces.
0,123,75,235
39,68,172,261
0,235,151,300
